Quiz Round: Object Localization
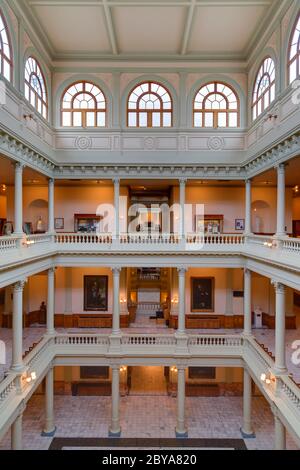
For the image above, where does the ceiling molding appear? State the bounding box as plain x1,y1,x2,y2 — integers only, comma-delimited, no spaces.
180,0,196,55
102,0,118,55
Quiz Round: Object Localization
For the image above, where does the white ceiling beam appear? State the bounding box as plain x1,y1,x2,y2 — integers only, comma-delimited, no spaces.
102,0,118,55
181,0,196,55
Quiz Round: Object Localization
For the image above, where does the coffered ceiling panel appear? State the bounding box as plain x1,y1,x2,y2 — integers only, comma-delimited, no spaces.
188,5,268,53
111,6,186,54
31,4,111,52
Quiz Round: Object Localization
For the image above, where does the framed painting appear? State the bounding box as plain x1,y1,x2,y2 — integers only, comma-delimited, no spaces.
55,217,64,230
191,277,214,312
84,275,108,311
80,366,109,380
235,218,245,231
188,367,216,380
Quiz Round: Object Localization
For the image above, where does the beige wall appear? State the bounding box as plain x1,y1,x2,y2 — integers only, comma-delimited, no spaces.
5,183,294,234
293,196,300,220
0,195,6,219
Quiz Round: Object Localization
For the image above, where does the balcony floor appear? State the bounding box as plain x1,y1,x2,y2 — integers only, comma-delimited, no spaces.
0,394,298,450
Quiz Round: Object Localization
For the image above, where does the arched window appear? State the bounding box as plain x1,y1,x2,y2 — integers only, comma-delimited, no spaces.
252,57,275,121
61,81,106,127
0,10,13,82
127,81,172,127
193,82,239,128
24,57,48,119
288,13,300,84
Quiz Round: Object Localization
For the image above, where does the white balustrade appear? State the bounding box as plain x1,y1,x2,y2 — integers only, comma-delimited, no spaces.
55,233,112,244
0,374,17,406
279,377,300,411
0,236,18,251
282,238,300,253
54,334,109,346
188,335,243,347
25,234,53,245
186,234,245,245
121,334,176,346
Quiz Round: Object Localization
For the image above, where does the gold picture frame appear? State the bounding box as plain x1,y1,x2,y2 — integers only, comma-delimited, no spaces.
191,277,215,312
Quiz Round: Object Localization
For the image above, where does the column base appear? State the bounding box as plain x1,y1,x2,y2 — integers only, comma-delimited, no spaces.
41,426,56,437
108,428,121,438
240,427,255,439
175,428,188,438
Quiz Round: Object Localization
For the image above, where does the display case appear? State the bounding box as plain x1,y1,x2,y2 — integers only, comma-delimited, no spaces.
74,214,102,233
195,215,224,234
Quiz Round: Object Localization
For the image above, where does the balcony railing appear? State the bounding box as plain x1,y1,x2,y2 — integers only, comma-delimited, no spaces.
0,332,300,444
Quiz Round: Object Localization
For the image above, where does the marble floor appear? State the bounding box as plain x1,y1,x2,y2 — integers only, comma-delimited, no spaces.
0,395,298,450
1,325,300,382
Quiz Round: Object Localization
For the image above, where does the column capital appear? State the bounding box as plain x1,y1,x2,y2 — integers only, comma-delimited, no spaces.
177,266,187,275
245,178,252,184
179,177,187,186
13,279,27,291
48,178,55,185
274,162,286,172
112,266,122,275
244,268,251,276
48,267,56,275
112,177,120,185
271,280,286,293
15,162,25,172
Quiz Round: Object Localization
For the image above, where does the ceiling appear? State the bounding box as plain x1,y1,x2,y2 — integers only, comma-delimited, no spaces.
20,0,280,60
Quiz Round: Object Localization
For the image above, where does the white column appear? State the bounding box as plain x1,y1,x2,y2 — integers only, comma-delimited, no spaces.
179,178,187,239
275,164,286,238
11,413,23,450
47,268,56,335
240,368,255,438
113,177,120,239
41,367,56,436
12,280,26,371
48,178,55,233
274,414,286,450
273,281,287,373
243,268,252,336
109,366,121,436
177,267,186,335
13,163,24,235
112,267,121,334
175,366,187,437
244,179,252,235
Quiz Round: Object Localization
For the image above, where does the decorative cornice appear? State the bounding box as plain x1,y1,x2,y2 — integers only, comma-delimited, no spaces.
0,128,299,182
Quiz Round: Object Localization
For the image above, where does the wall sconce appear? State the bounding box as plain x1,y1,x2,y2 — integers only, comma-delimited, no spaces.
260,372,275,385
25,371,37,383
171,297,178,304
119,366,127,373
265,113,278,122
263,241,273,248
23,113,34,121
120,298,126,304
170,366,178,373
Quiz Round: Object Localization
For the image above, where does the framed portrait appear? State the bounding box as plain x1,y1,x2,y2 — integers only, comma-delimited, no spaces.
191,277,214,312
23,222,33,235
188,367,216,380
80,366,109,380
235,218,245,231
84,275,108,311
55,217,64,230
